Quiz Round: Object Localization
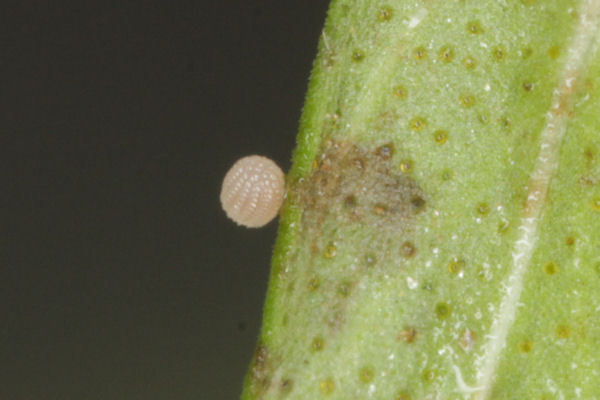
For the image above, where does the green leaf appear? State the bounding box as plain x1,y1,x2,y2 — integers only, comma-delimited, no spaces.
242,0,600,398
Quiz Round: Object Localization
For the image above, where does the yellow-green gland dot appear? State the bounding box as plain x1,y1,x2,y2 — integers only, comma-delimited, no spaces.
400,160,413,173
519,339,533,353
548,45,560,59
308,277,320,291
463,55,477,69
378,6,393,21
393,85,407,98
499,116,511,129
441,169,453,181
374,203,388,215
448,259,465,274
413,46,427,60
338,282,352,297
365,253,376,267
476,268,487,281
556,325,570,339
596,262,600,274
544,261,558,275
435,302,451,319
310,336,325,352
492,45,507,61
460,94,475,108
359,366,375,383
344,195,357,208
352,49,365,62
522,47,533,59
411,195,426,211
402,241,416,257
477,202,490,215
324,243,337,258
498,219,510,233
591,197,600,211
478,113,490,125
410,117,426,131
439,46,454,63
434,130,448,144
286,281,294,293
422,369,436,383
467,21,483,34
376,143,394,159
319,377,335,395
280,379,294,394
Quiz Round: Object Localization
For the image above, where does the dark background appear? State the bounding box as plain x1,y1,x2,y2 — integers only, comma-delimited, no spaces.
1,1,329,399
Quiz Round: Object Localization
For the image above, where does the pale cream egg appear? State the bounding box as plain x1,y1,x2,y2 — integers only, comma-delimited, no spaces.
220,155,285,228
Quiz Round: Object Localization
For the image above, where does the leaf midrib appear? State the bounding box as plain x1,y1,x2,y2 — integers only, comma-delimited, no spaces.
471,1,600,397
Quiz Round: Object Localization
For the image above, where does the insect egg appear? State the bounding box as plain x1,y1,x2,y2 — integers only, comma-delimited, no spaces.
220,155,285,228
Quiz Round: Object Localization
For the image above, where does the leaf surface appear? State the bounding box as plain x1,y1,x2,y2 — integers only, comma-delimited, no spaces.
243,0,600,398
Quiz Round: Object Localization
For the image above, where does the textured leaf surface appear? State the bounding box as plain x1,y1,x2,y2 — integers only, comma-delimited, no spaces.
242,0,600,399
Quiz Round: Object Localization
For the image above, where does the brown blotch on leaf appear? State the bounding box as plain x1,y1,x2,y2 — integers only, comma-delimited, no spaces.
298,141,426,233
295,141,426,336
249,343,273,395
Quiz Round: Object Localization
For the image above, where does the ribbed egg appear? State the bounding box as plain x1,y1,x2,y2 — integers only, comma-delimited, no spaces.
220,155,285,228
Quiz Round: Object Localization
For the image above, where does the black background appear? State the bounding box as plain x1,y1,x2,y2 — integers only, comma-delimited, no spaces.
1,1,329,399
